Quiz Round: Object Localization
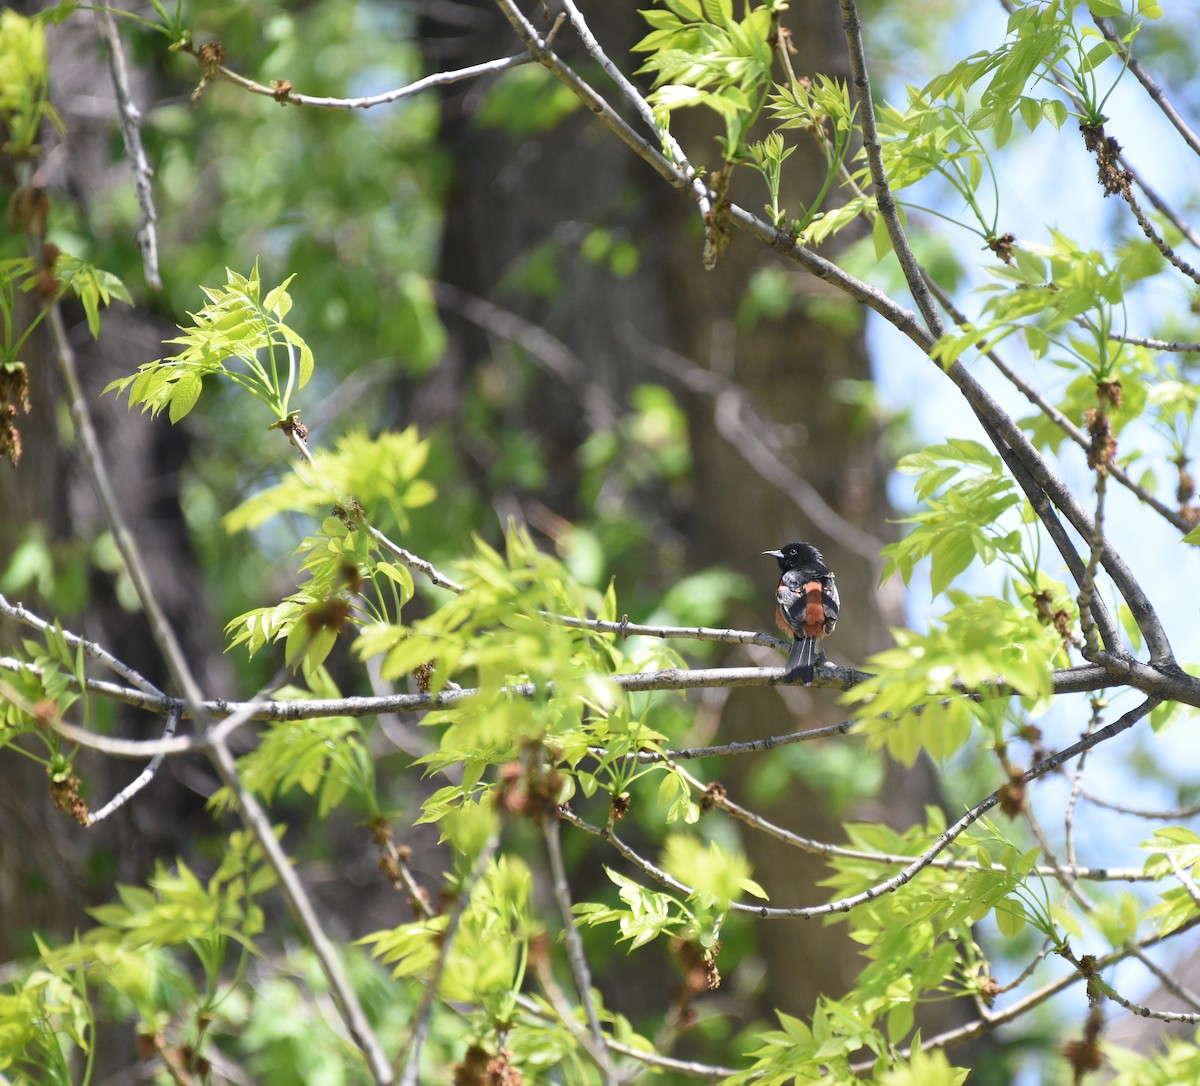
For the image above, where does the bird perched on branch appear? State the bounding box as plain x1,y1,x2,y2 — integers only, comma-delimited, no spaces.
765,541,840,684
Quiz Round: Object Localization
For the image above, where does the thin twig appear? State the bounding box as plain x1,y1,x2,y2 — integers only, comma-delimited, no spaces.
651,718,859,760
86,706,179,826
0,592,164,696
1077,468,1109,659
993,936,1056,996
47,304,206,713
1123,158,1200,251
839,0,944,336
492,0,697,196
1103,331,1200,353
206,734,393,1082
1063,706,1100,872
367,527,465,594
509,990,740,1081
1022,803,1093,912
1093,973,1200,1024
1167,852,1200,913
546,613,792,649
1129,945,1200,1015
211,53,531,110
555,0,713,230
669,760,1146,883
627,331,887,565
604,1037,736,1081
1091,16,1200,161
395,835,498,1086
1079,791,1200,820
93,2,160,289
876,913,1200,1059
543,811,618,1084
1120,181,1200,286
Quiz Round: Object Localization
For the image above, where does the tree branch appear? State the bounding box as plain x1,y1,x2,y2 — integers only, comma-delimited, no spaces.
839,0,945,337
542,810,618,1084
395,834,498,1086
210,52,532,110
1091,16,1200,161
92,2,160,289
0,592,165,697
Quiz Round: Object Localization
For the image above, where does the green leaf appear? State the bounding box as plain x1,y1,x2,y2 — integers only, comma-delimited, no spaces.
994,896,1027,936
167,370,202,423
700,0,732,26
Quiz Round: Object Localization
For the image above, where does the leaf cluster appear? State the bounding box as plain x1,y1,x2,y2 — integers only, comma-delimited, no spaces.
104,264,312,424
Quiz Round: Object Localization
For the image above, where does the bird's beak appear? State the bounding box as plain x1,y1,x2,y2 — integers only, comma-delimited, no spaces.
763,549,784,559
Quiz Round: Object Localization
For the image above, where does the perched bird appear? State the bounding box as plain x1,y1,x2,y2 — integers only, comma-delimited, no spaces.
765,542,840,684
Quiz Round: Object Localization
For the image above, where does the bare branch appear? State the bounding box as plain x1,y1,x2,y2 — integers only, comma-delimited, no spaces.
1129,945,1200,1015
367,526,465,594
945,361,1169,661
555,0,715,235
15,654,1183,766
434,282,620,430
542,810,618,1084
1091,16,1200,162
903,914,1200,1058
839,0,944,337
1060,941,1200,1025
653,718,859,760
1105,331,1200,353
93,2,160,289
47,303,207,714
628,331,888,566
1079,791,1200,820
86,707,179,826
208,736,395,1084
493,0,694,195
211,52,532,111
670,760,1148,884
1077,469,1109,658
396,835,498,1086
1119,177,1200,285
1063,704,1101,873
0,592,164,696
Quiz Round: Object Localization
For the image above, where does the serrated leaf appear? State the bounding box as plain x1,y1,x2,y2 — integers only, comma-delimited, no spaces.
167,371,203,423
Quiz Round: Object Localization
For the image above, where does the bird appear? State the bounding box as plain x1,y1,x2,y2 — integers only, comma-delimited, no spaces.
764,541,840,684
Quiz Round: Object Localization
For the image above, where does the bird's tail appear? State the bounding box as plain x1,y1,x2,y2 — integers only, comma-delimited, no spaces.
784,636,819,684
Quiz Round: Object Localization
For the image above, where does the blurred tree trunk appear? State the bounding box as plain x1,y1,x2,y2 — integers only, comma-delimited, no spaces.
419,0,949,1028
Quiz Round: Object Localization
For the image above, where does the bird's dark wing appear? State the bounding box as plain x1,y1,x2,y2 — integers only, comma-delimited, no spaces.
776,568,811,634
819,571,839,636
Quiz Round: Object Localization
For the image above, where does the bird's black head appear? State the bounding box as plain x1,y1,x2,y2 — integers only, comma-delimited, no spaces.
764,541,824,571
